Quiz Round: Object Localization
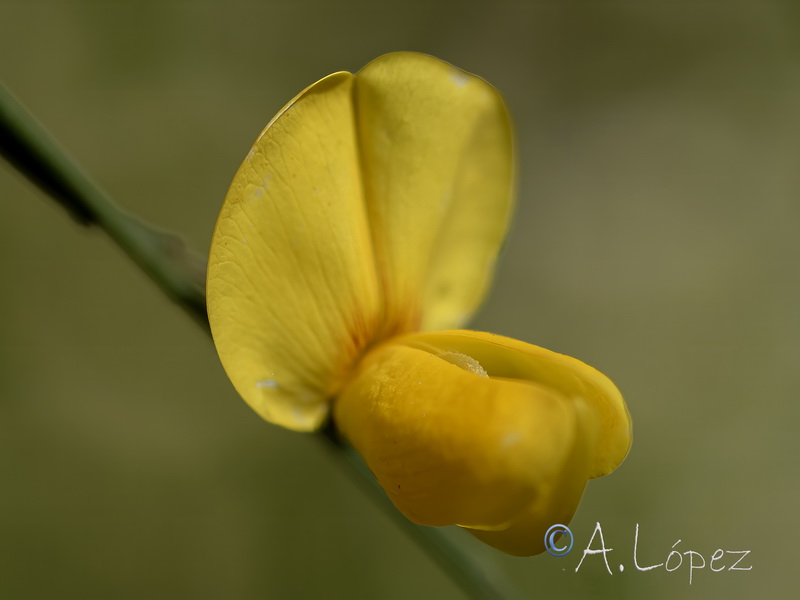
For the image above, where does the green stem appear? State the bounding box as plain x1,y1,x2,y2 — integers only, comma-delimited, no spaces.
0,83,207,329
0,82,522,600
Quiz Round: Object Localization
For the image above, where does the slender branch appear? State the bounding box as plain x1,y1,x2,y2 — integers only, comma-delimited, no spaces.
0,83,207,329
0,82,522,600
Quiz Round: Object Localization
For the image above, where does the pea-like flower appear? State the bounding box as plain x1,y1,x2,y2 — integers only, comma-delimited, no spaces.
207,52,631,556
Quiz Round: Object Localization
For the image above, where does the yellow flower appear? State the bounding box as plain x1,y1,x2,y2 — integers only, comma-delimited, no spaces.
207,52,631,556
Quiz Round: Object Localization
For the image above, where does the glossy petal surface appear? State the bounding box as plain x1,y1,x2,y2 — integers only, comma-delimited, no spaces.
397,330,632,478
334,340,581,529
466,417,591,556
334,330,631,554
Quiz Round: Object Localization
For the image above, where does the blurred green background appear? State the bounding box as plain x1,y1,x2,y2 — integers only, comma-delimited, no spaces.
1,1,798,598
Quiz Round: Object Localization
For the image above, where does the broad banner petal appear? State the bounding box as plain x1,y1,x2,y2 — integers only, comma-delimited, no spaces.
207,73,380,431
